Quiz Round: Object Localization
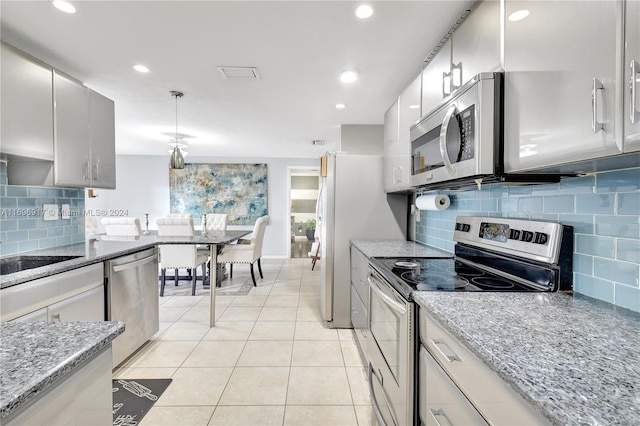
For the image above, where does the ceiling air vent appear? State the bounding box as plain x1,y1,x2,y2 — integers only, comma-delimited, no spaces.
216,66,260,79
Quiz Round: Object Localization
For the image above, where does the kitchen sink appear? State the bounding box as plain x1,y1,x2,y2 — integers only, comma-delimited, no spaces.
0,255,82,275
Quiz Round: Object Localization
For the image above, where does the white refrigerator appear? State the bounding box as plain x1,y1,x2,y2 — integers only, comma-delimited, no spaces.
318,153,407,328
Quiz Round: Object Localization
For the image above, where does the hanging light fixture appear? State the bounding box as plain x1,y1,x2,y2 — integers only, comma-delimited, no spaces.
169,90,185,169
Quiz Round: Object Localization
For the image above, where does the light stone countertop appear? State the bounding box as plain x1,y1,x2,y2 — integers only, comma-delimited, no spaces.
413,292,640,426
0,321,125,420
351,239,452,258
0,230,250,289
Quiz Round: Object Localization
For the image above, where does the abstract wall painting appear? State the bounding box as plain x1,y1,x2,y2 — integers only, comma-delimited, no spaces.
169,163,268,225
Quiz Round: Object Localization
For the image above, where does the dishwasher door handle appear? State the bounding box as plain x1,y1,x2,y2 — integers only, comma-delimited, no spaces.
112,254,157,273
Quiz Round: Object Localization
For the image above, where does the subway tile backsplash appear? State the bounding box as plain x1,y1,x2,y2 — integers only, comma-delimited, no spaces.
415,167,640,313
0,162,85,256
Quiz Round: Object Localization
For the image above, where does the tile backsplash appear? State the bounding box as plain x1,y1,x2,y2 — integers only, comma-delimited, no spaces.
415,167,640,313
0,162,85,256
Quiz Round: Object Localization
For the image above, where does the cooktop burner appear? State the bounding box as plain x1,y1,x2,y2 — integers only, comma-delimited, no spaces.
370,256,550,294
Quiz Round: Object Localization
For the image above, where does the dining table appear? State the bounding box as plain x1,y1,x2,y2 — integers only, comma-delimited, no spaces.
145,229,252,326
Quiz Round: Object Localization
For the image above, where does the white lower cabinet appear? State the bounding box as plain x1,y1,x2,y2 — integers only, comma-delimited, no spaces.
5,348,112,426
1,263,105,323
419,309,549,425
47,286,104,323
420,347,486,426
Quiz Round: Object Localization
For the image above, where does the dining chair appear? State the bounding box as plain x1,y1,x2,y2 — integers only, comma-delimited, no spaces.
101,217,142,236
198,213,229,285
156,216,209,296
216,215,269,286
308,240,320,271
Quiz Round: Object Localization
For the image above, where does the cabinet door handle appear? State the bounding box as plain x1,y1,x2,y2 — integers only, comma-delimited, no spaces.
591,77,604,134
429,338,462,363
93,161,100,181
83,162,90,180
429,408,453,426
51,313,61,322
631,60,639,124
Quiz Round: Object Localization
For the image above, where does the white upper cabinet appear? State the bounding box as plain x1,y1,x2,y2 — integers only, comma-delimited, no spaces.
53,71,91,187
383,99,400,193
503,0,620,173
1,43,116,188
421,38,452,116
0,44,53,160
89,90,117,188
384,74,421,193
624,0,640,153
451,0,502,87
421,1,501,116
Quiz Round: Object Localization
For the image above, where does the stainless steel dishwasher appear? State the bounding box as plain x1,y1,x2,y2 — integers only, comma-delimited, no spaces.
105,247,159,367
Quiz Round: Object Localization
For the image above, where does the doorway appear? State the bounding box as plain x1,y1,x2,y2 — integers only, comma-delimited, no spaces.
288,167,320,258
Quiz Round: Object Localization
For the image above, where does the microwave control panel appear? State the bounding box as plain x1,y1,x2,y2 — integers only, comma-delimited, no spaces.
458,106,475,161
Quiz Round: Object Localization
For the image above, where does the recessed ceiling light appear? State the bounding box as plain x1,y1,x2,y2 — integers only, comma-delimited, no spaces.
508,10,530,22
355,5,374,19
340,71,358,84
335,104,346,109
409,104,420,110
52,1,76,14
133,64,150,73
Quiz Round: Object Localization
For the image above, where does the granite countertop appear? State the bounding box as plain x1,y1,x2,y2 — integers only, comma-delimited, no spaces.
413,292,640,426
0,230,250,289
351,239,452,258
0,321,125,420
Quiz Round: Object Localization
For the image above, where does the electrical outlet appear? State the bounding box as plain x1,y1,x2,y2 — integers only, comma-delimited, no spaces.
61,204,71,219
43,204,59,221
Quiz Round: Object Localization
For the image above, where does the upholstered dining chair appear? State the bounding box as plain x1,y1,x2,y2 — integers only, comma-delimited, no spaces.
198,213,229,285
308,240,320,271
101,217,142,236
216,215,269,286
156,216,209,296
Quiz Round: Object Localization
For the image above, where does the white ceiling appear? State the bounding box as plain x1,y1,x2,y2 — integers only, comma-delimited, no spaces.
0,1,474,159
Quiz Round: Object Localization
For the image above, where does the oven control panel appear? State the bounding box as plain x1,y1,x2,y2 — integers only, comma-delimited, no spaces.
454,216,564,263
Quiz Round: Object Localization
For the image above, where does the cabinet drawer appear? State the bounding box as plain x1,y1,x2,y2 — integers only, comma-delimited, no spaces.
419,346,486,426
421,310,550,425
350,246,369,308
48,286,105,322
350,285,368,364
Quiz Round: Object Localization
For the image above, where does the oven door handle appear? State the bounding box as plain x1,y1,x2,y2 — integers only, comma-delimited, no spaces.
439,105,457,176
368,363,400,426
368,276,406,316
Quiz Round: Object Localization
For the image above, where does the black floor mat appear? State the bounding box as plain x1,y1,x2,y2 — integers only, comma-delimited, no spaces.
112,378,171,425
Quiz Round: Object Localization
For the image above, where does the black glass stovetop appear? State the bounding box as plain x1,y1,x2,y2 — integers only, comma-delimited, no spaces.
370,256,552,297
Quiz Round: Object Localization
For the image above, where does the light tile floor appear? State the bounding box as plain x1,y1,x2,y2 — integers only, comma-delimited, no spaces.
113,258,379,426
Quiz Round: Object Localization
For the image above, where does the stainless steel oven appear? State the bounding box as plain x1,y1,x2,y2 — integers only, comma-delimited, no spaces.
368,267,415,426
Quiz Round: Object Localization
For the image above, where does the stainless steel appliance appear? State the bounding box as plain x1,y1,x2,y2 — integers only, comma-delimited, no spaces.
319,153,407,328
410,72,561,190
367,216,573,425
368,267,415,426
105,247,159,367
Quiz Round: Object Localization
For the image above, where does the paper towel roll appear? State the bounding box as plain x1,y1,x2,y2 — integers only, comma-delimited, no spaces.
415,194,450,211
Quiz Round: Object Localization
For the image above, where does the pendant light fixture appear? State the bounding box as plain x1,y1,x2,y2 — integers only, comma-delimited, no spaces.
169,90,185,169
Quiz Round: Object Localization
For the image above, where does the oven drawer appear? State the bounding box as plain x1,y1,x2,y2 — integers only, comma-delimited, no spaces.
419,346,487,426
421,310,550,425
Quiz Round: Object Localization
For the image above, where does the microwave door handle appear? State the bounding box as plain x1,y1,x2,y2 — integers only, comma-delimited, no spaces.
439,105,457,175
631,60,639,124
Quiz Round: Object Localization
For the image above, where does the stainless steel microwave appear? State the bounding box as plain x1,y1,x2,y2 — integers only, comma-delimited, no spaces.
410,73,503,189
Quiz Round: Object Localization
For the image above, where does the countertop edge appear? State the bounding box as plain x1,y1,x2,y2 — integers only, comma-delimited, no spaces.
0,321,125,420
